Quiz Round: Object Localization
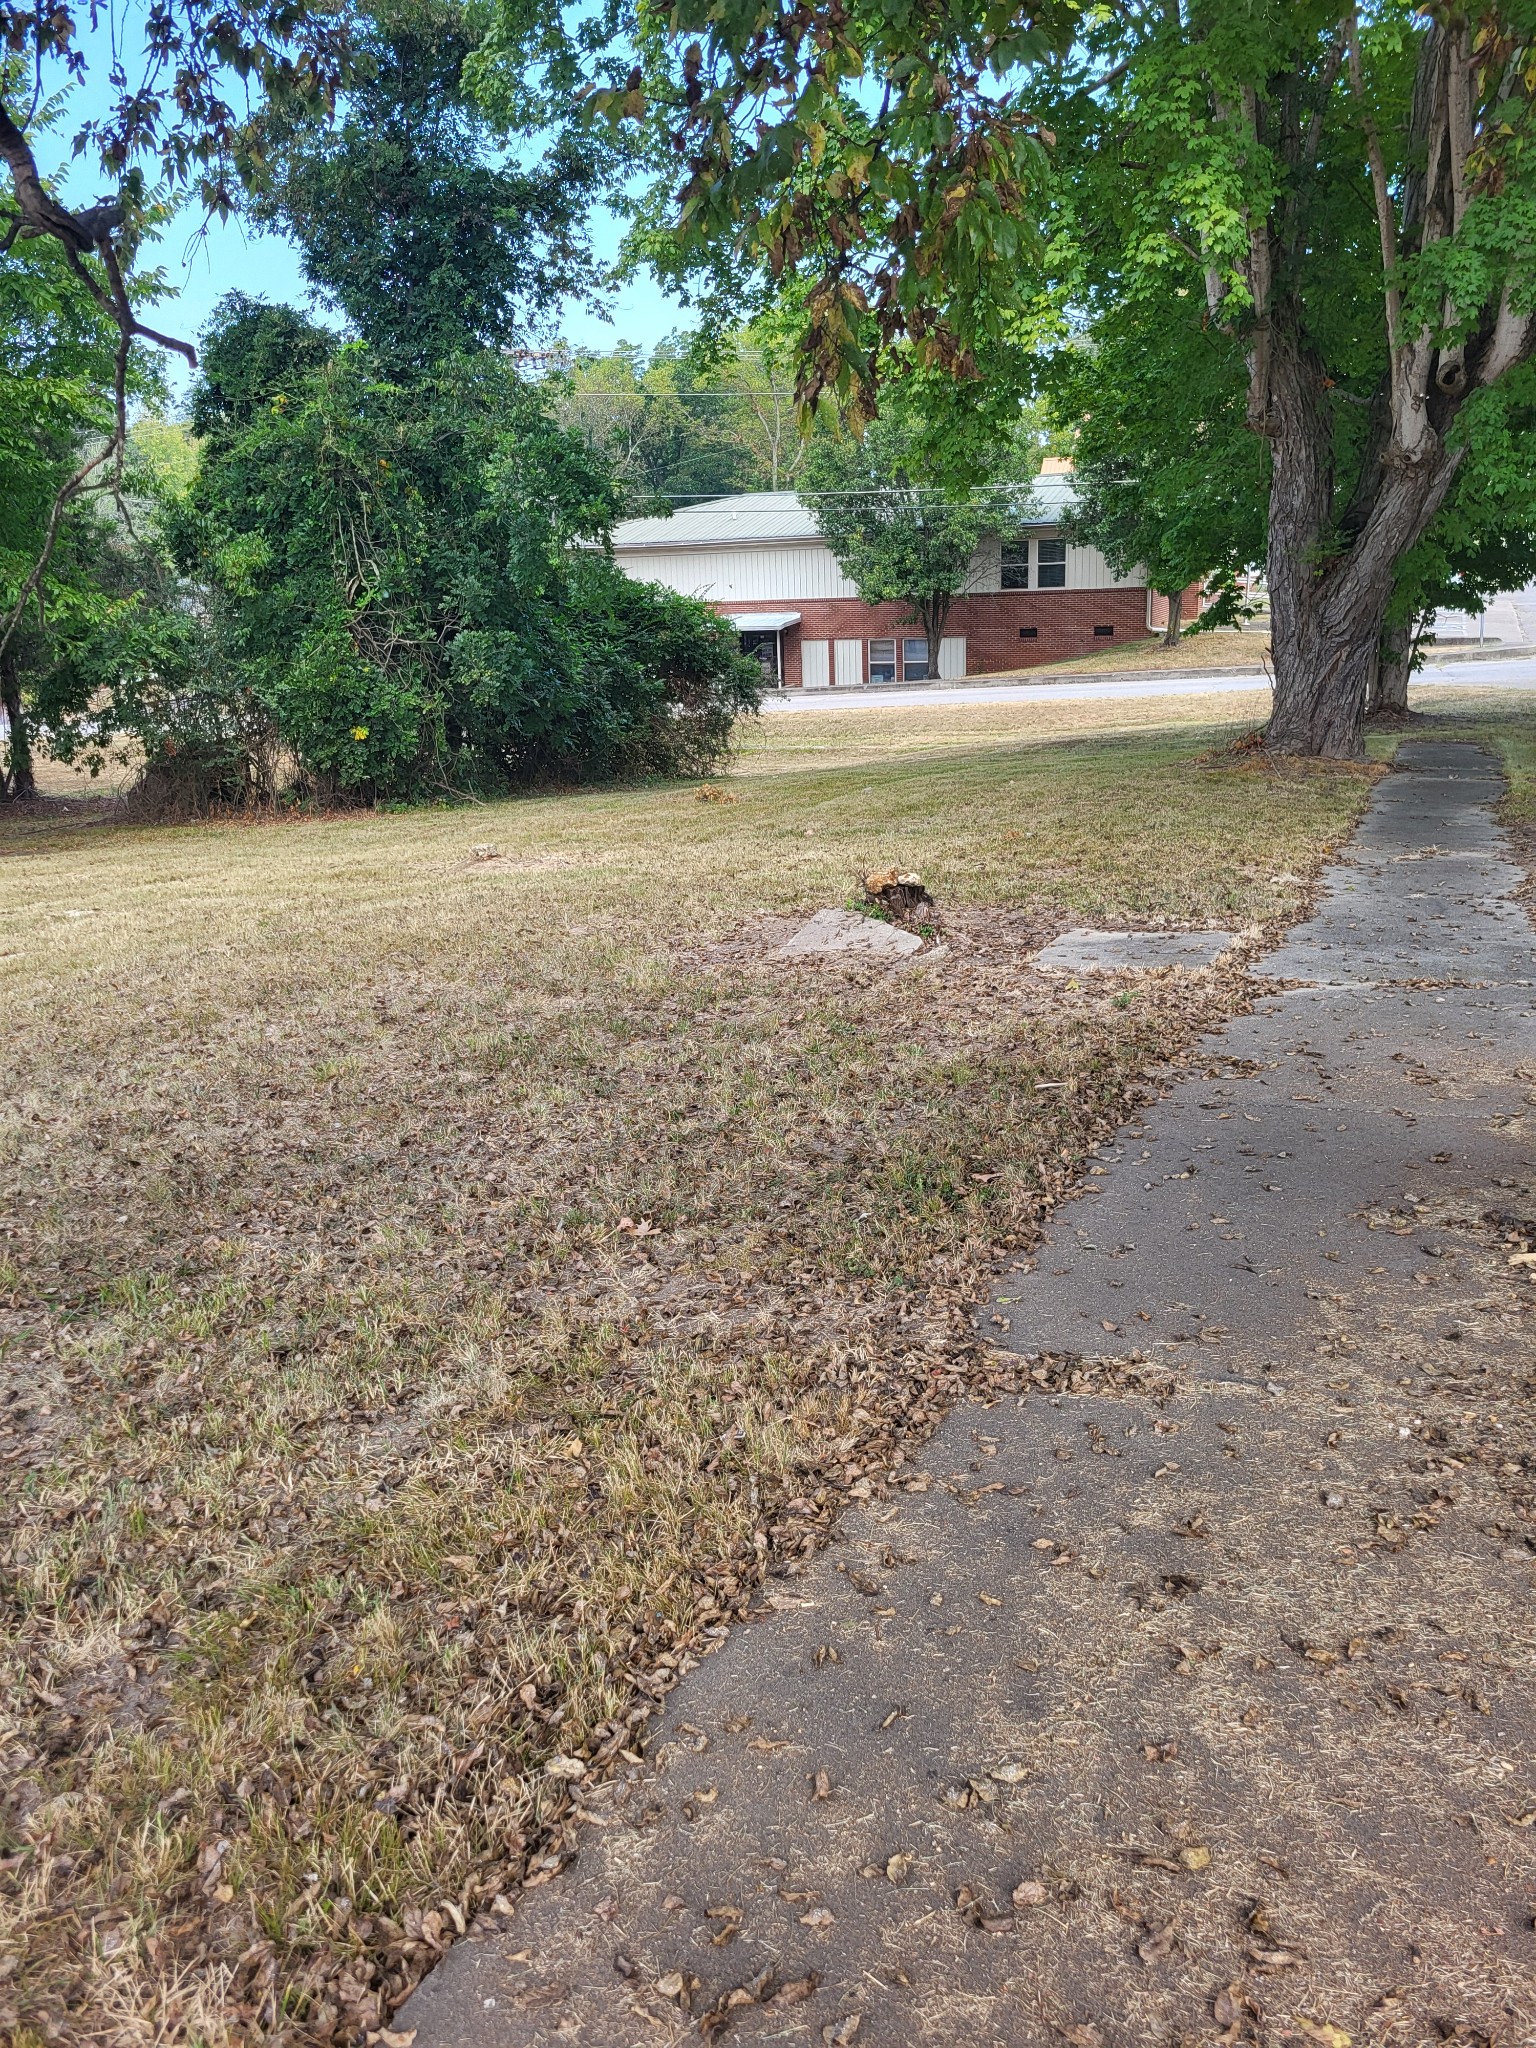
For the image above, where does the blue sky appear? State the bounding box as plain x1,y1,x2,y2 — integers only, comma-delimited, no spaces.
107,198,688,394
39,14,689,403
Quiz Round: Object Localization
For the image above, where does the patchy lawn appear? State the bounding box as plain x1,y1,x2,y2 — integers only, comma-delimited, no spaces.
1,696,1379,2045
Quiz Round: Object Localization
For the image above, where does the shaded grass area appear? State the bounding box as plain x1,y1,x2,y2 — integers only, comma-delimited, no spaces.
0,697,1378,2044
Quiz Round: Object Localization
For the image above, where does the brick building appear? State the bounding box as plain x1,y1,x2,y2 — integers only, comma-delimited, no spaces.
607,464,1195,688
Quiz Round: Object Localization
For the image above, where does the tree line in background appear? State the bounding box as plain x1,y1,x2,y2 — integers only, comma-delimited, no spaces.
556,330,811,509
5,0,1536,783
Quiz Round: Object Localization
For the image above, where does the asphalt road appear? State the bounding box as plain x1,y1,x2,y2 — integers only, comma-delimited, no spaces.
761,651,1536,712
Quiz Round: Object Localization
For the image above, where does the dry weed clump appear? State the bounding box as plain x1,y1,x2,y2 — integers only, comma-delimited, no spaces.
0,705,1374,2045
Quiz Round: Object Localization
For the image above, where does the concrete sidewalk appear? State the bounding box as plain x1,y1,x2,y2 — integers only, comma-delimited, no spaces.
404,744,1536,2048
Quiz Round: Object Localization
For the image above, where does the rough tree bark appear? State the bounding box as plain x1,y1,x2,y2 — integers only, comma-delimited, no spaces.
1367,616,1415,716
0,648,36,800
1160,588,1183,649
1241,17,1531,758
1264,314,1463,753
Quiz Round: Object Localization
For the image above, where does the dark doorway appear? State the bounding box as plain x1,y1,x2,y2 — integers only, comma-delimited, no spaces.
738,630,781,685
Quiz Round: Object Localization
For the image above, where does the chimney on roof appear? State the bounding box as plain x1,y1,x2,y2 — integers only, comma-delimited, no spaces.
1039,455,1075,475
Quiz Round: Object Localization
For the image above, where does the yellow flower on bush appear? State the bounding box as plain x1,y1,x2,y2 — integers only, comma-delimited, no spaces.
351,725,369,741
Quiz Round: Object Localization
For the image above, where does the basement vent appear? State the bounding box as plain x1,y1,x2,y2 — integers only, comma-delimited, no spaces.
1094,625,1115,637
1018,626,1039,639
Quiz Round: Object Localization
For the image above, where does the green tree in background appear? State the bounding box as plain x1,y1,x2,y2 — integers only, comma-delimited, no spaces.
1049,297,1266,649
801,386,1038,680
0,233,161,797
556,339,757,512
551,0,1536,759
0,2,348,647
257,0,603,372
174,297,757,799
554,321,818,512
165,0,761,810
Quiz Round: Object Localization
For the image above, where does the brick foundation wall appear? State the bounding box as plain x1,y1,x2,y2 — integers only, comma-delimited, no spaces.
715,588,1159,687
1147,583,1207,635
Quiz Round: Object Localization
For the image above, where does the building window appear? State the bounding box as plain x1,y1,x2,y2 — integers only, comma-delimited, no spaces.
868,637,897,683
1093,624,1114,637
901,637,930,680
1018,626,1039,640
1036,538,1067,588
1001,544,1030,589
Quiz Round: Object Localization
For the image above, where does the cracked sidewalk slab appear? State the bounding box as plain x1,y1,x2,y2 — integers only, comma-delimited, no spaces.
1033,929,1239,973
403,743,1536,2048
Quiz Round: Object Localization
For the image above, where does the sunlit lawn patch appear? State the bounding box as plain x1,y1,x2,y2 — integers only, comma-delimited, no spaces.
1,691,1381,2043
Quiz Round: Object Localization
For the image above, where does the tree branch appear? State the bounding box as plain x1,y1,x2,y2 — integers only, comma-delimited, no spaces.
0,92,198,661
1477,284,1535,387
1346,12,1403,364
0,98,118,251
1303,22,1350,165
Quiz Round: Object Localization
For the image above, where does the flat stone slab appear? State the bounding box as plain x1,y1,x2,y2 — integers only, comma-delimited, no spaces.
1034,926,1237,971
777,907,925,959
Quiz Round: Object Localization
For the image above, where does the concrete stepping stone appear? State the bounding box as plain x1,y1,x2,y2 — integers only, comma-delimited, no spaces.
1034,927,1237,971
777,907,925,958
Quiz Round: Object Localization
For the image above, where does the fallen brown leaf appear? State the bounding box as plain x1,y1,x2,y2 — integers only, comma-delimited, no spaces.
1136,1922,1176,1963
767,1973,819,2009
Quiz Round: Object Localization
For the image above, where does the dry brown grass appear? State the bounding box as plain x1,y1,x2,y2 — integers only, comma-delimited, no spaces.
0,696,1378,2045
746,682,1276,763
971,626,1269,682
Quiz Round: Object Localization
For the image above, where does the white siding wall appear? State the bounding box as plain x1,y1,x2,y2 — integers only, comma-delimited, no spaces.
609,543,859,601
801,639,831,689
1064,541,1141,591
967,535,1002,592
611,531,1142,601
938,636,967,679
962,531,1139,594
833,639,864,687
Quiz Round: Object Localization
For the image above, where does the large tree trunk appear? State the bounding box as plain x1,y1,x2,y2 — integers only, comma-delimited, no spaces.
1263,323,1370,756
1160,588,1183,649
1367,616,1414,715
1264,323,1463,758
0,648,35,800
1268,588,1384,758
919,591,951,683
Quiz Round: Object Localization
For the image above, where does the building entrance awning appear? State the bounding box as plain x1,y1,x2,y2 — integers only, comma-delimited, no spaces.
727,612,801,632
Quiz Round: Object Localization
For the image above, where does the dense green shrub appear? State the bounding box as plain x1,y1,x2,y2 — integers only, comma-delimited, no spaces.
168,299,759,801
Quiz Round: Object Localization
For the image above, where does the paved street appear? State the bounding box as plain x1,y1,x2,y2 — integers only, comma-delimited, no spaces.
762,651,1536,713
